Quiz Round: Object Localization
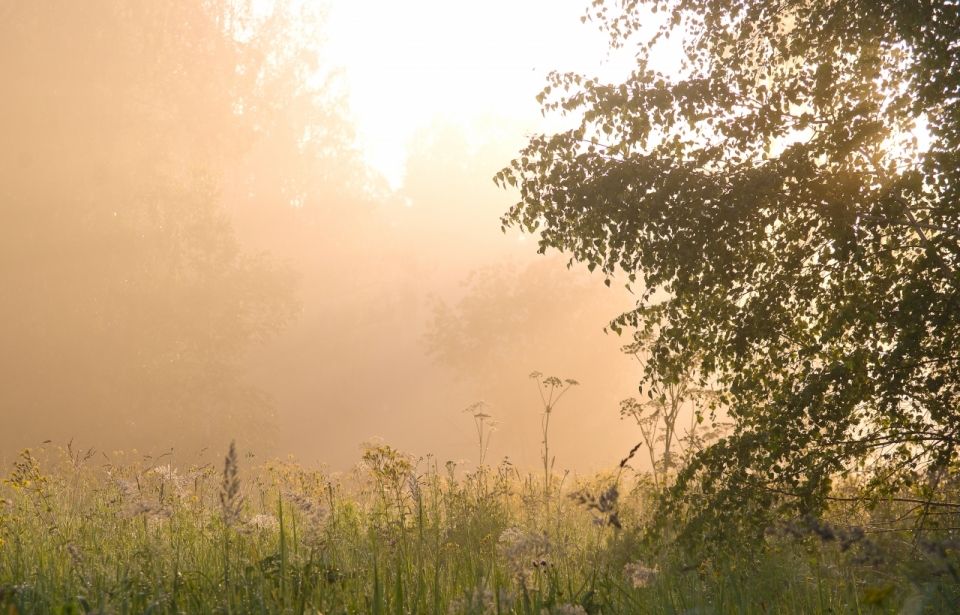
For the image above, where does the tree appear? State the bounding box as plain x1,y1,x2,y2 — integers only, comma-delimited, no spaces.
425,258,627,390
499,0,960,543
0,0,343,453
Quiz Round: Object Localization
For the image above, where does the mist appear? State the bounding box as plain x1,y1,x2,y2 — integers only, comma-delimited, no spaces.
0,0,645,474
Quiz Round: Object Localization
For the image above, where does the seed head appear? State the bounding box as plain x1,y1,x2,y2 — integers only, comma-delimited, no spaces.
219,440,244,527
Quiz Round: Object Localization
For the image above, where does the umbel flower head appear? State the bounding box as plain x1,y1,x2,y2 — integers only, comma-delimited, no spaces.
498,528,551,586
623,562,659,588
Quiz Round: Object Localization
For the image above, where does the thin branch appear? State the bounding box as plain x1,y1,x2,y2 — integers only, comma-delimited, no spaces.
859,214,960,238
764,483,960,509
827,495,960,510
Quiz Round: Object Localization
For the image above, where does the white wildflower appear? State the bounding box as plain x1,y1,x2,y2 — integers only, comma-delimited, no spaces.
119,499,171,520
115,478,138,499
249,514,279,531
623,562,659,588
498,528,551,586
154,464,190,495
283,491,327,544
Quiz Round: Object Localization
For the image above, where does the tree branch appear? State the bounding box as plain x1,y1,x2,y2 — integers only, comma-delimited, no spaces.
859,214,960,238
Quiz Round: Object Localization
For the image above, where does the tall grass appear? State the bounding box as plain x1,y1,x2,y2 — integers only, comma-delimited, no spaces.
0,441,956,614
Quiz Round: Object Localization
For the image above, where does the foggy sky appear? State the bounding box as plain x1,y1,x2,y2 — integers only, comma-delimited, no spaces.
0,0,670,475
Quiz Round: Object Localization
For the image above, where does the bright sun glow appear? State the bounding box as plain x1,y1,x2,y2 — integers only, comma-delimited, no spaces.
326,0,644,187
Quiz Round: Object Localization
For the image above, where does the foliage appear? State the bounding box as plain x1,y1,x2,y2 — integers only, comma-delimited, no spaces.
2,442,960,614
498,0,960,544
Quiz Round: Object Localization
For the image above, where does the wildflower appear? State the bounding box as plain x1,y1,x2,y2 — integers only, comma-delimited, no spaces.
283,491,327,544
5,449,48,494
155,464,189,493
248,514,278,531
115,478,138,499
448,587,495,615
498,528,551,586
623,562,659,588
120,500,170,520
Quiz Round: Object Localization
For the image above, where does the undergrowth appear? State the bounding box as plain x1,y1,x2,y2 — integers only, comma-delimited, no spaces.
0,440,958,614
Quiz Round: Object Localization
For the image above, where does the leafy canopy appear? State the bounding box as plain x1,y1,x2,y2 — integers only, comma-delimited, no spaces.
499,0,960,541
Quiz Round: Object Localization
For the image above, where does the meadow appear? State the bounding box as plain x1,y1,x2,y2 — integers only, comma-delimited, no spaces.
2,438,957,615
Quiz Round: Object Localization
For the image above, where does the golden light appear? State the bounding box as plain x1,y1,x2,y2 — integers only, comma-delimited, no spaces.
325,0,645,186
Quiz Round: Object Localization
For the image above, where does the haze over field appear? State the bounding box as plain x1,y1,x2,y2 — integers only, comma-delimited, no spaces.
4,2,958,612
0,0,682,472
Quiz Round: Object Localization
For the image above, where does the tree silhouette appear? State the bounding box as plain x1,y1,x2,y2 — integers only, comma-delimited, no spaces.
500,0,960,544
0,0,349,453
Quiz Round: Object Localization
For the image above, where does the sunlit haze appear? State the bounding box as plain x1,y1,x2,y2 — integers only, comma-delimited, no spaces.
3,1,955,609
326,0,638,186
0,0,679,476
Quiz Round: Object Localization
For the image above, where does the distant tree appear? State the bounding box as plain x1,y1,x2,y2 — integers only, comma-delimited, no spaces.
424,256,638,468
499,0,960,544
424,258,625,393
0,0,348,453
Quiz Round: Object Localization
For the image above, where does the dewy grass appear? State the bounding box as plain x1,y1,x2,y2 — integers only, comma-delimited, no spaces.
0,443,956,615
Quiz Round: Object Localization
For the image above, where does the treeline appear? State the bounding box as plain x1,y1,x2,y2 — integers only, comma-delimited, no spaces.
0,1,641,469
0,0,371,453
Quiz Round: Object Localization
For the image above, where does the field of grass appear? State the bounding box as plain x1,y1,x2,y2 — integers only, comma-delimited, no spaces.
1,440,957,615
